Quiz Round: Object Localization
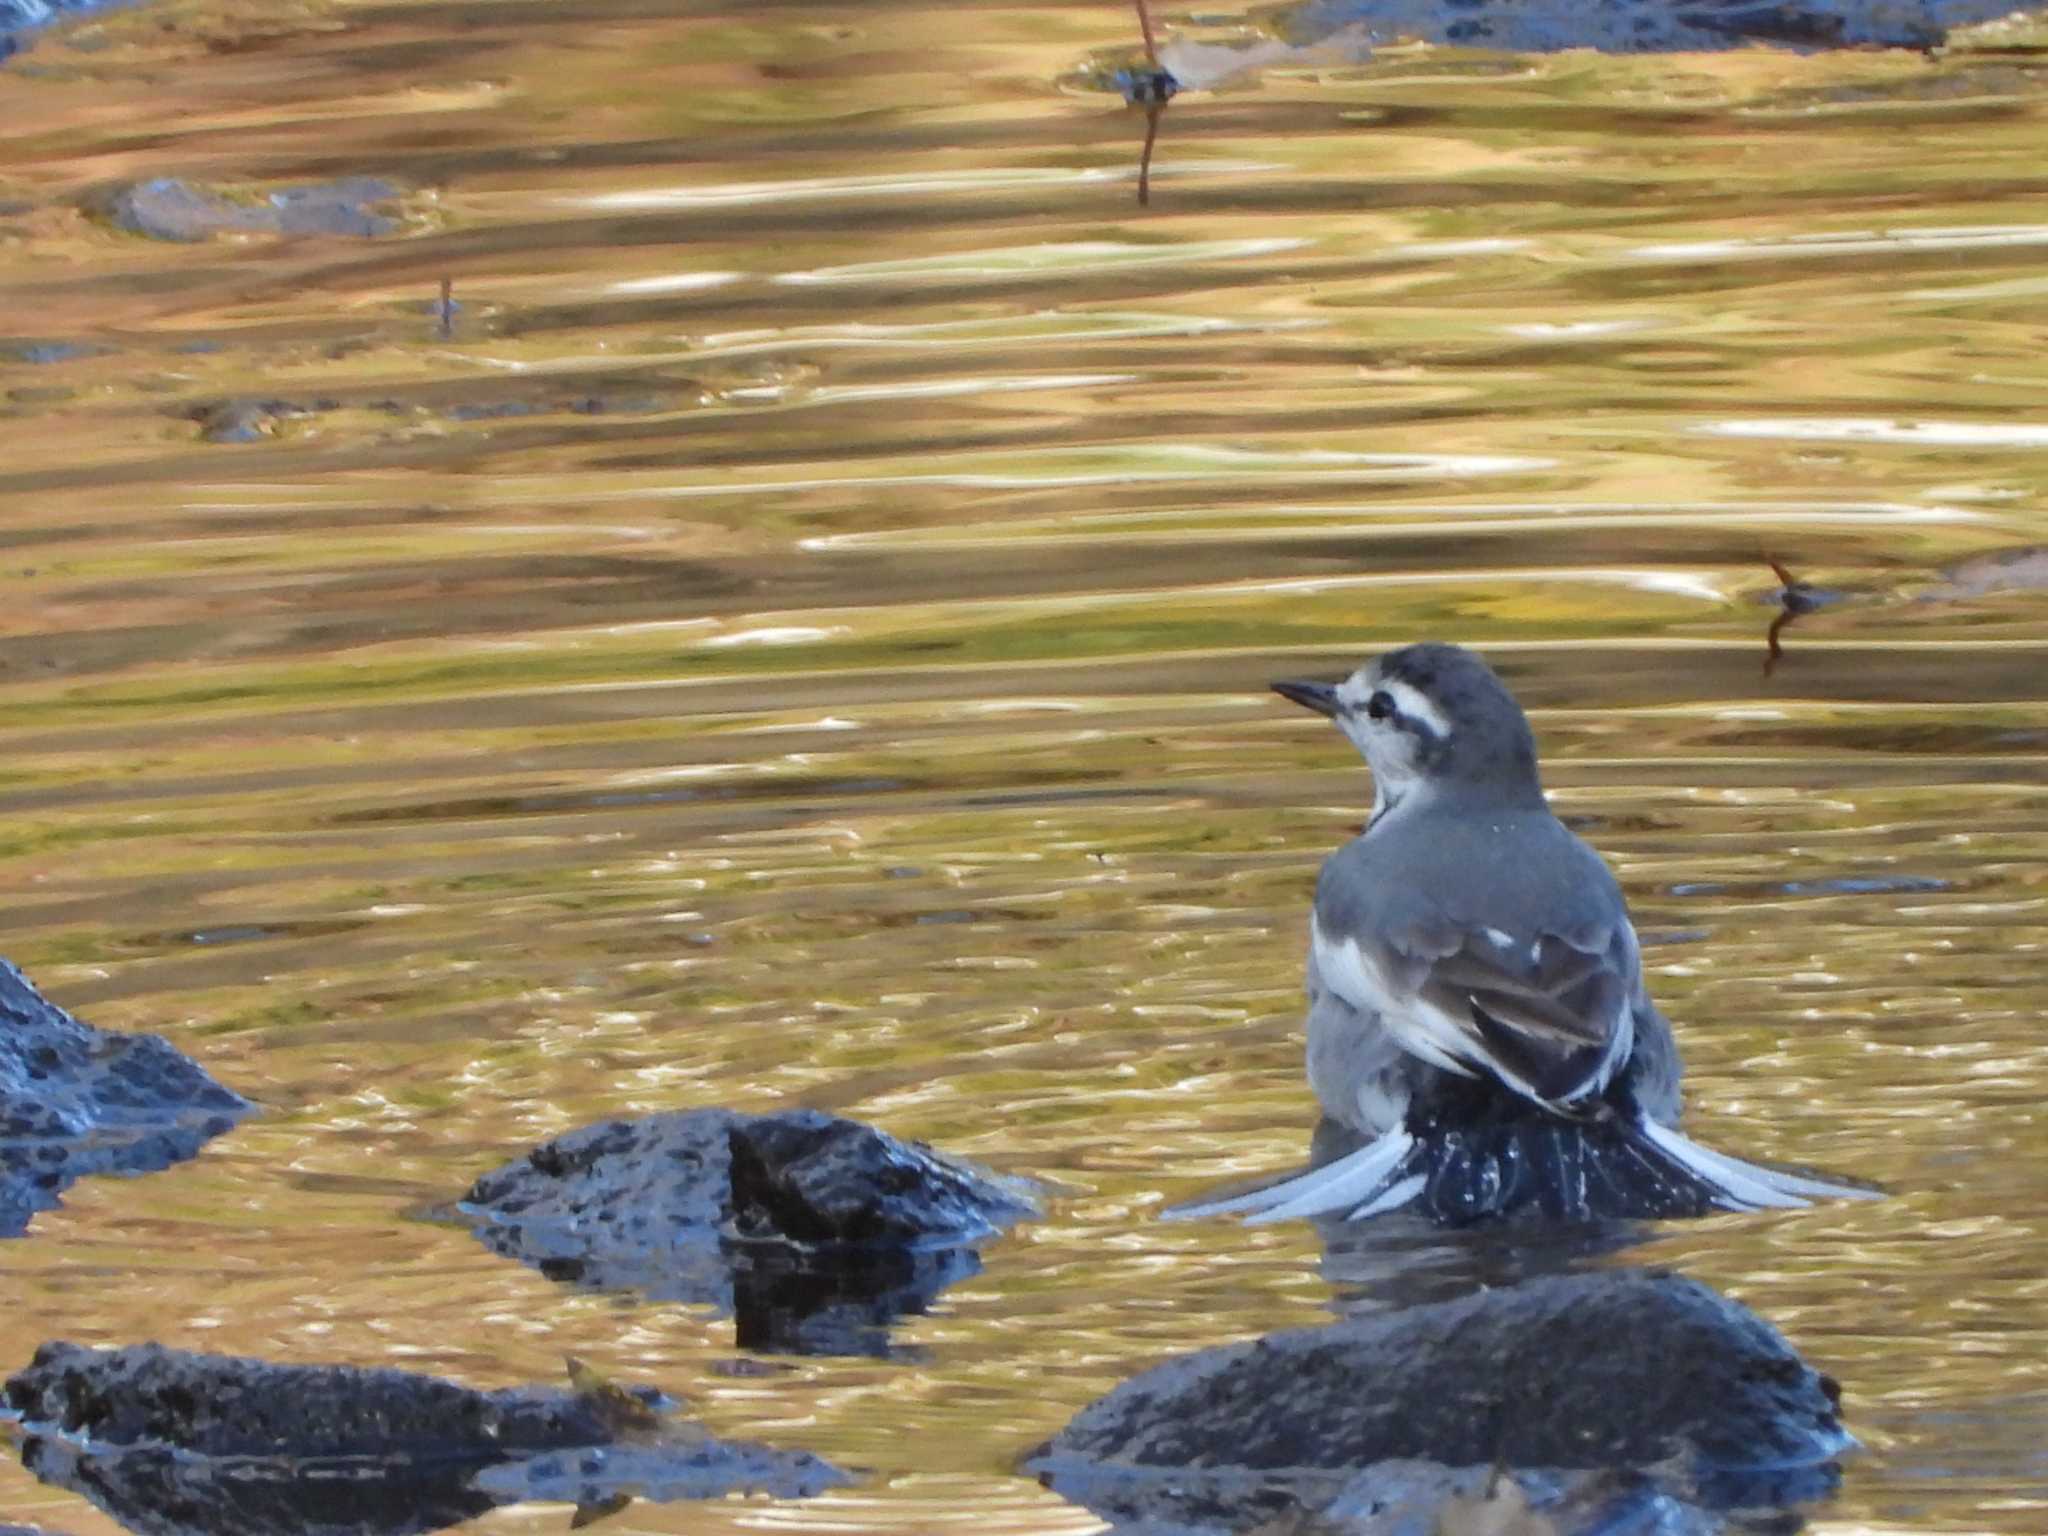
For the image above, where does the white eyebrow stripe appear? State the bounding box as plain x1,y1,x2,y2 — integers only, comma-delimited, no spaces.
1380,678,1452,738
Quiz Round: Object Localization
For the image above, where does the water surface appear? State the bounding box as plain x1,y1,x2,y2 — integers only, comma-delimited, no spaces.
2,1,2047,1531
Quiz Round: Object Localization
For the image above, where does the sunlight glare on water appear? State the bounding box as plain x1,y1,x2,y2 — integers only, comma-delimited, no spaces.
1,0,2046,1531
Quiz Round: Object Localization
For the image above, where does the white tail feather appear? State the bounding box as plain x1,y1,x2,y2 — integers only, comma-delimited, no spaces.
1163,1131,1416,1224
1163,1119,1876,1226
1637,1119,1880,1211
1346,1171,1427,1221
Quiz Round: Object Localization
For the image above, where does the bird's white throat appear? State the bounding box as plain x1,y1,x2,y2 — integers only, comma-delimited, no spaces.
1366,774,1442,832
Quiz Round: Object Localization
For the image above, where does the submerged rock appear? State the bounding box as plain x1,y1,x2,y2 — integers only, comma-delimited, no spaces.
464,1107,1036,1357
1276,0,2020,53
1320,1462,1724,1536
2,1340,848,1536
1027,1269,1847,1533
0,958,251,1237
98,177,407,242
1923,545,2048,602
0,339,111,365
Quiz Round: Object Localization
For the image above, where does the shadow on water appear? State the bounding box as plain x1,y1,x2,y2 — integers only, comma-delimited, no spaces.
1313,1205,1660,1316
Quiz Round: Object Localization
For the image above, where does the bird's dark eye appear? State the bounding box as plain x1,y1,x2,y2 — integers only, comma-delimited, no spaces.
1366,690,1395,721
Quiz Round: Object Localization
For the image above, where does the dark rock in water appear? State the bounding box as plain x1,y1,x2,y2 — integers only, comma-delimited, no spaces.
464,1108,1036,1358
0,958,251,1237
98,177,406,242
727,1110,1035,1245
2,1340,849,1536
467,1109,740,1301
1026,1269,1847,1533
1276,0,2020,53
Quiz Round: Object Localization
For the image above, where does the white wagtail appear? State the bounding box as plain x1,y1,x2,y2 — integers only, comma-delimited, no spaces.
1169,642,1877,1224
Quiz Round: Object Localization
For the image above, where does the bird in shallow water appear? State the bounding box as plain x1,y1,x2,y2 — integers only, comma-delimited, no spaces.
1167,641,1878,1224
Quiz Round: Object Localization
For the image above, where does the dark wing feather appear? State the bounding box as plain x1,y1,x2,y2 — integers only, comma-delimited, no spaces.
1314,812,1648,1108
1387,922,1637,1106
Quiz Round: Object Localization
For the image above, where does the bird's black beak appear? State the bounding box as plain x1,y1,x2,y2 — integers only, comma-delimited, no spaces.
1272,679,1340,718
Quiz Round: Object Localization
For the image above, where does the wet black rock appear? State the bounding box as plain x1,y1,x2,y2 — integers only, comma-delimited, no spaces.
464,1108,1036,1357
467,1109,738,1299
2,1340,848,1536
1026,1269,1847,1533
727,1110,1034,1244
0,958,251,1238
99,177,406,242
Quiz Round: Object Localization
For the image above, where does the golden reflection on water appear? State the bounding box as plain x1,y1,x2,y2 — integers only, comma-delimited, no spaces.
2,0,2048,1531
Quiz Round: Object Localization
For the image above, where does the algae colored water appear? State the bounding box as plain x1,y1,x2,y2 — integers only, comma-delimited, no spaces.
2,0,2047,1531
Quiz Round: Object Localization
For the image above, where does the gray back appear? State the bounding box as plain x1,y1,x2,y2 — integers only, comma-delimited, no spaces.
1316,807,1625,956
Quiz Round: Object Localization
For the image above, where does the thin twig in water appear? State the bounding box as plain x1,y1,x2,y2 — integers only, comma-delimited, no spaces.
1138,102,1164,206
1762,553,1824,678
1134,0,1159,63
